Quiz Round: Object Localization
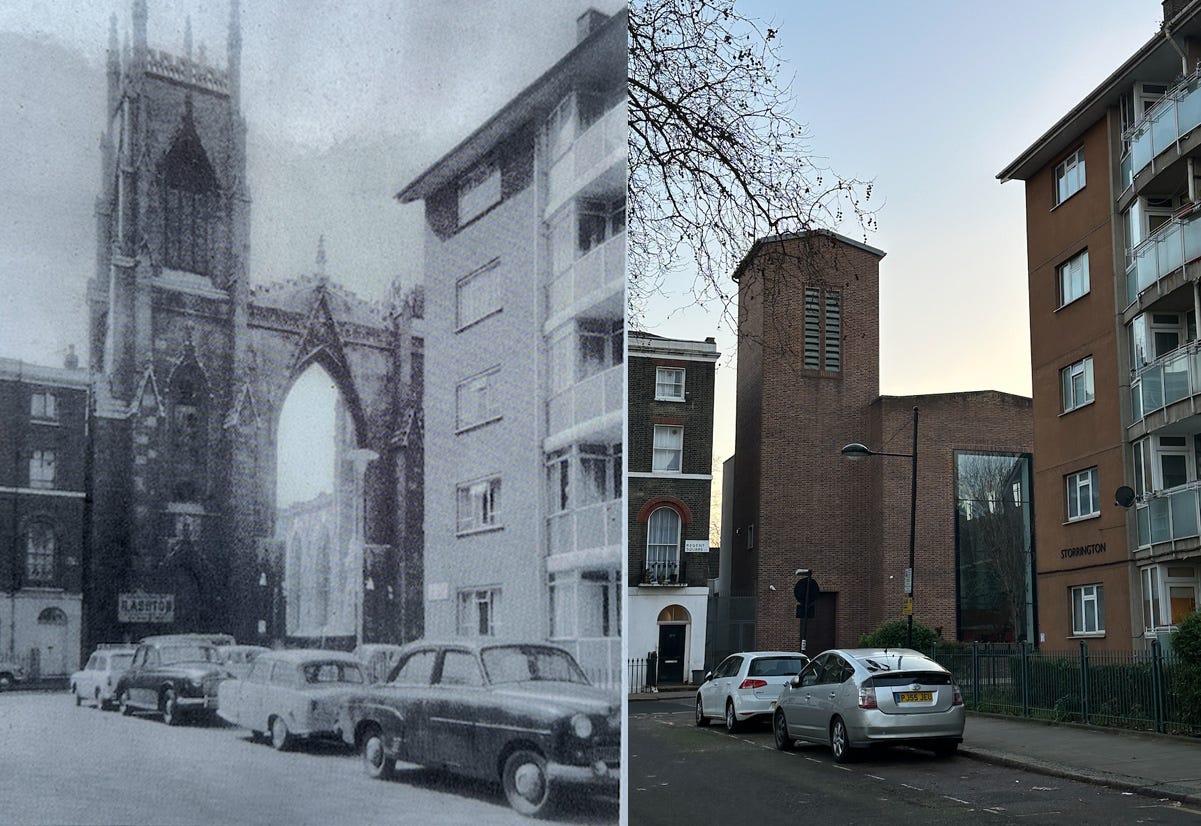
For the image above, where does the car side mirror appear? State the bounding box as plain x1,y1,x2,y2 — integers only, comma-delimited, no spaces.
789,675,801,688
703,671,713,683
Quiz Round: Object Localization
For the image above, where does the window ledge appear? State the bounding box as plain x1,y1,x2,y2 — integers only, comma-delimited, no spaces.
456,416,503,436
1068,632,1106,639
1054,293,1090,312
456,524,505,539
1059,398,1095,417
1063,513,1101,526
455,307,503,335
654,396,686,403
29,418,61,427
1050,184,1086,212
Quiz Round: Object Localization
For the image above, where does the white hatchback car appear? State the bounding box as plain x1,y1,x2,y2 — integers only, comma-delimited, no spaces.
696,650,809,732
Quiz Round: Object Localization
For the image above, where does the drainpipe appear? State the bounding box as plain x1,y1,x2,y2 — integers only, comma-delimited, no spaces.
1163,26,1189,74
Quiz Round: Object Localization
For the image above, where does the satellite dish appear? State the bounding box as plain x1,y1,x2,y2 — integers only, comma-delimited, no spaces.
1114,485,1136,508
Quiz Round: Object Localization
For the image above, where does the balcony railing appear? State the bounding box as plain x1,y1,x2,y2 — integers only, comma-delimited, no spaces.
547,499,622,557
1130,340,1201,422
1124,209,1201,306
547,232,625,319
1135,479,1201,548
547,103,626,210
641,560,682,586
1123,69,1201,188
547,363,622,437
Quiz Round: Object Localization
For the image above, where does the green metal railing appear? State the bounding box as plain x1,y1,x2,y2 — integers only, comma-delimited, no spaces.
931,640,1201,736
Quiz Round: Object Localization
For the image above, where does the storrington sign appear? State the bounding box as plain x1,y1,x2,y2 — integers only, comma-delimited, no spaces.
1060,542,1106,560
118,592,175,623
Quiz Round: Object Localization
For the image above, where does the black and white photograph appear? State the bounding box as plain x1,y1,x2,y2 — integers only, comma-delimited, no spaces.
1,1,624,823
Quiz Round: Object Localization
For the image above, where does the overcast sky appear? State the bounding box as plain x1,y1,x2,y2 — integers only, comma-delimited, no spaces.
0,0,623,368
636,0,1167,537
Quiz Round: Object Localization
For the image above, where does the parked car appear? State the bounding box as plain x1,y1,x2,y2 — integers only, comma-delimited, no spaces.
70,645,137,709
114,637,231,725
337,640,620,817
772,648,965,762
0,658,25,690
217,644,272,679
695,650,809,732
141,632,237,647
218,649,365,750
353,643,406,684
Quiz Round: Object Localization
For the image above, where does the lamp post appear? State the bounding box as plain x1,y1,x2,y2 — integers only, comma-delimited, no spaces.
346,448,379,647
841,406,919,648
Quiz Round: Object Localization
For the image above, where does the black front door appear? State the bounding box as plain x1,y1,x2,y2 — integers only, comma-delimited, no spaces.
658,624,686,683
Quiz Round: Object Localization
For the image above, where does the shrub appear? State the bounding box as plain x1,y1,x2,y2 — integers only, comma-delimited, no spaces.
858,618,941,651
1171,611,1201,664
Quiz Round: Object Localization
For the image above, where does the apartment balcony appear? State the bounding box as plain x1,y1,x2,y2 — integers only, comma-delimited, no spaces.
1123,69,1201,190
1124,208,1201,309
1129,340,1201,427
1134,479,1201,551
546,103,626,217
640,560,683,586
547,499,622,558
546,363,622,449
546,232,625,328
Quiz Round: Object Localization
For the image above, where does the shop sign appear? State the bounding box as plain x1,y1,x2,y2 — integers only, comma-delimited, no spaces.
118,592,175,623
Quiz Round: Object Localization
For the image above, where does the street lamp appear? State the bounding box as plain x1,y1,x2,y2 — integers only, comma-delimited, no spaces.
841,406,919,648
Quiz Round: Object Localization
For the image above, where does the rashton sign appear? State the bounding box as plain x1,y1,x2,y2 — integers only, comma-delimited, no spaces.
118,592,175,623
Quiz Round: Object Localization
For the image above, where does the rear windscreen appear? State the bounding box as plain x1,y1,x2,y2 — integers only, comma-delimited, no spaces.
748,657,806,677
867,671,951,687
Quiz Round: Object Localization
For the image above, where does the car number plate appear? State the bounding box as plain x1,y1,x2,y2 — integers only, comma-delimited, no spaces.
896,691,933,703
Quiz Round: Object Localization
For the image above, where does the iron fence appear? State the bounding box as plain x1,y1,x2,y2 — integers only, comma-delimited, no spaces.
931,640,1201,736
628,654,657,693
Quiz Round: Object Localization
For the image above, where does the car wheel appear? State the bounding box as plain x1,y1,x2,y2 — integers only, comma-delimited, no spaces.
119,690,133,716
695,694,710,727
830,716,856,763
0,674,13,691
161,689,182,726
932,739,959,758
270,717,293,751
724,700,740,733
362,728,394,780
773,709,795,751
72,685,81,706
502,748,552,817
93,688,103,709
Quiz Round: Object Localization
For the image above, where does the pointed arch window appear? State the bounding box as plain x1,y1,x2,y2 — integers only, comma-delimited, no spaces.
170,362,208,501
161,112,219,276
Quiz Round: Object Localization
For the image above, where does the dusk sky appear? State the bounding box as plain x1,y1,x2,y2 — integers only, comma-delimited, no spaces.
636,0,1165,538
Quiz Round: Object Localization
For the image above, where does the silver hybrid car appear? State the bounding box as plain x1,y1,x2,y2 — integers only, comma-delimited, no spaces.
772,648,964,762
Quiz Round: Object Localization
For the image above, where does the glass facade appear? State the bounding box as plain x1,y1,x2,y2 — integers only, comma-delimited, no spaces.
955,452,1035,643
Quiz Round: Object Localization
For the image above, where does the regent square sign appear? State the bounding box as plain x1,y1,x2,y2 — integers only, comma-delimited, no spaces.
118,592,175,623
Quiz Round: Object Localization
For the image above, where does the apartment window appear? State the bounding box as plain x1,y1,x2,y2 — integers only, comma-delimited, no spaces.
456,260,502,330
456,587,500,636
1060,356,1094,412
549,569,619,640
1066,467,1100,521
456,367,501,431
456,477,502,534
646,507,681,583
458,161,501,225
29,449,56,489
546,94,577,162
546,443,621,513
24,521,56,584
1054,147,1086,206
1071,584,1104,635
1057,250,1090,307
655,367,685,401
30,392,58,421
652,425,683,473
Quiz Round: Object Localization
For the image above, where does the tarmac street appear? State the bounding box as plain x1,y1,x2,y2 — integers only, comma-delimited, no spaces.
630,692,1201,824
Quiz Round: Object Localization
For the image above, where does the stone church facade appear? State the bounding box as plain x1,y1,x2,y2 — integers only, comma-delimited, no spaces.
84,1,423,651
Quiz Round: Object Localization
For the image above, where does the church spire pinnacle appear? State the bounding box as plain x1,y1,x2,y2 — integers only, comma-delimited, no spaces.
316,235,328,277
228,0,242,105
184,16,193,60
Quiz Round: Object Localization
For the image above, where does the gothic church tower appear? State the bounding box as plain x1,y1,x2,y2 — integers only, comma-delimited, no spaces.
87,0,252,641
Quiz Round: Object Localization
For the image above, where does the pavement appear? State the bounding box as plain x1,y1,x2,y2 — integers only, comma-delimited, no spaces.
630,689,1201,806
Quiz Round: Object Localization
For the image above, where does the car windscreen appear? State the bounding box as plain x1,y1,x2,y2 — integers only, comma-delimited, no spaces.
748,656,806,677
302,662,365,684
481,646,590,686
110,654,134,669
867,671,952,687
159,645,219,665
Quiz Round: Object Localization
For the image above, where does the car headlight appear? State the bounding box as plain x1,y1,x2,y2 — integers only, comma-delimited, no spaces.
570,713,593,739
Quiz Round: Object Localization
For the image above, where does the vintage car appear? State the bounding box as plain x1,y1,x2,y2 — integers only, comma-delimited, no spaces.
141,632,237,647
114,637,230,725
217,644,272,679
0,657,25,690
337,640,620,817
70,645,137,709
218,649,366,750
